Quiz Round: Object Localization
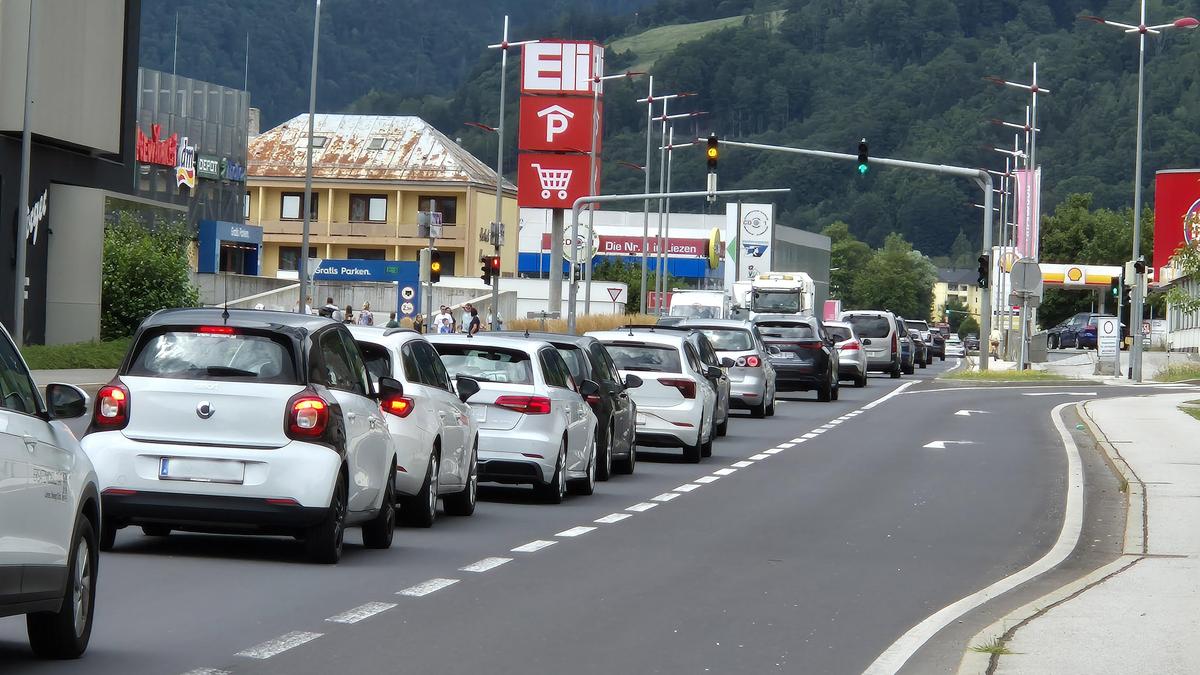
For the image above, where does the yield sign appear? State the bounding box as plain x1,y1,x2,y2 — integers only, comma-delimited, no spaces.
608,287,623,302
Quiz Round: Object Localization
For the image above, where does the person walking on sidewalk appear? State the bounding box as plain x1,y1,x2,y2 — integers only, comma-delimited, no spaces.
357,302,374,326
468,307,481,336
411,313,424,332
386,312,401,329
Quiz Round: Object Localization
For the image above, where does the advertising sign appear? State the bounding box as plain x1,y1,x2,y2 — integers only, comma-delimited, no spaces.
175,136,197,189
539,233,708,257
197,155,221,180
221,158,247,182
1153,169,1200,269
518,97,599,153
725,204,774,284
521,41,604,95
517,153,592,209
1013,167,1042,258
1097,315,1119,358
135,123,178,166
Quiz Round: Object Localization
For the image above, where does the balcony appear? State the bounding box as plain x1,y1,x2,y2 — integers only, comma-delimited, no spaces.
329,222,399,238
257,220,469,244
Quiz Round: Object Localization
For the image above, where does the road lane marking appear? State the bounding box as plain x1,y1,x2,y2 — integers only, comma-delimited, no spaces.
790,437,807,443
181,670,231,675
829,419,844,424
779,442,796,448
460,557,513,572
512,540,558,553
749,454,770,460
713,467,738,476
864,401,1085,674
763,449,784,455
556,526,597,537
595,512,632,523
954,409,990,416
627,502,659,512
325,602,396,624
801,433,818,439
922,440,976,449
695,475,721,483
861,380,916,410
811,429,827,434
731,460,754,468
397,578,459,597
675,483,702,492
236,631,323,659
652,492,680,502
1024,391,1097,396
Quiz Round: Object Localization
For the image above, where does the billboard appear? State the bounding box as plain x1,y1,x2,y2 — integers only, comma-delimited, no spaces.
521,41,604,95
518,96,600,153
1154,169,1200,269
725,204,774,286
1013,167,1042,259
517,153,592,209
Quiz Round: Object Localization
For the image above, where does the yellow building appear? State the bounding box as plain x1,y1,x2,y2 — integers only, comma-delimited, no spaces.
246,114,518,278
931,268,982,324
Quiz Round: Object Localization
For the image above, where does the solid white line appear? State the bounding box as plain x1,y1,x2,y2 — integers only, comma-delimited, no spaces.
460,557,513,573
731,460,754,468
652,492,680,502
556,526,596,537
863,401,1085,674
325,602,396,624
861,380,917,410
627,502,659,512
180,670,231,675
713,467,737,476
749,453,770,460
763,448,784,455
595,512,632,523
1024,391,1097,397
397,578,459,597
675,483,702,492
511,540,557,553
694,475,721,483
236,631,323,659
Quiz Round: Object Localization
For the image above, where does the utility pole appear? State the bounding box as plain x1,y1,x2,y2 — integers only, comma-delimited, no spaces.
12,0,38,345
298,0,321,315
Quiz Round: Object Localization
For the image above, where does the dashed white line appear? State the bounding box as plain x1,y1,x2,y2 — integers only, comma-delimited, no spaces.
627,502,659,512
811,428,827,434
595,512,632,523
512,540,558,553
556,526,596,537
790,437,807,443
749,453,770,460
460,557,513,573
695,475,721,483
325,602,396,624
731,460,754,468
652,492,680,502
675,483,702,492
801,433,818,439
236,631,323,659
763,448,784,455
778,442,796,448
397,578,460,597
180,669,231,675
829,419,844,425
713,467,738,476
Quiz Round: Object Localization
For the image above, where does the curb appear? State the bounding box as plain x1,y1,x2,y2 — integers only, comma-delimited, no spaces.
955,399,1148,675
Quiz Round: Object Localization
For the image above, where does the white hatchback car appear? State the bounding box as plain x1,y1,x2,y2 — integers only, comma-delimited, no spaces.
587,330,717,463
428,334,598,504
824,320,869,388
82,309,399,564
0,324,99,658
350,326,480,526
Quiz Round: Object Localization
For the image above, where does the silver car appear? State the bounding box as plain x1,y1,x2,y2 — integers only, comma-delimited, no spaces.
840,310,903,378
824,320,868,388
676,319,777,418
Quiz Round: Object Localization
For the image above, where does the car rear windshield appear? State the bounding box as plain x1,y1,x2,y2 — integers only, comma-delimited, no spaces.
127,330,298,383
698,329,753,351
604,343,682,373
669,303,721,319
433,345,533,385
826,325,852,342
756,323,815,339
905,320,929,332
844,315,891,338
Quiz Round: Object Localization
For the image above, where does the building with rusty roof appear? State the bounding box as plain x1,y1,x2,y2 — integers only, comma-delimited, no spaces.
246,113,517,279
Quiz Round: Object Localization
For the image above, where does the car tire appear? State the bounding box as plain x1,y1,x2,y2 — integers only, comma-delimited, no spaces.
765,396,776,416
854,372,867,388
596,424,614,482
27,517,97,659
817,377,832,402
939,354,945,362
918,357,927,369
534,442,567,504
306,473,347,564
890,361,902,379
701,417,714,458
141,525,170,537
569,437,597,496
903,361,915,375
716,413,729,437
682,418,703,464
443,445,478,516
402,452,439,528
614,442,636,475
362,466,396,549
831,376,840,401
750,400,767,418
98,521,117,552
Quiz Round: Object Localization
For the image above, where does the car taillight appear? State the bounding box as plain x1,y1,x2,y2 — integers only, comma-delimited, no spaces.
795,342,823,350
736,355,761,368
383,396,415,418
93,383,130,430
658,377,697,399
892,333,898,352
585,394,601,407
287,391,330,438
197,325,238,335
1086,322,1097,331
494,395,552,415
840,340,861,351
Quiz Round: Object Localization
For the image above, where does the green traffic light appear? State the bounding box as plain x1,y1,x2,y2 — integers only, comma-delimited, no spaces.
857,163,868,175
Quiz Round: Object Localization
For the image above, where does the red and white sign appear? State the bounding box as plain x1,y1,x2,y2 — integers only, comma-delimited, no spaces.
539,234,708,257
519,97,599,153
607,287,625,303
645,291,674,311
1014,167,1042,259
136,123,178,167
518,153,592,209
1154,169,1200,267
521,41,603,95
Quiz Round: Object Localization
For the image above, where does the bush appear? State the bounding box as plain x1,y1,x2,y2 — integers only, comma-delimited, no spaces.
101,213,199,339
20,339,131,370
506,313,658,334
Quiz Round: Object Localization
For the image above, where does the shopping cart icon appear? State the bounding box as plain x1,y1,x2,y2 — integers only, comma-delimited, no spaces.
531,163,573,201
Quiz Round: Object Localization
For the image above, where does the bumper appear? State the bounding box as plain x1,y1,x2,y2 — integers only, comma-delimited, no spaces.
837,358,865,378
478,431,559,484
863,351,895,372
772,362,825,391
102,491,326,533
728,372,769,407
633,402,703,447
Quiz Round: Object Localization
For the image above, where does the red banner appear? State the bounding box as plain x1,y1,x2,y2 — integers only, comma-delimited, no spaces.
519,97,600,154
540,234,708,257
521,41,603,95
1154,169,1200,268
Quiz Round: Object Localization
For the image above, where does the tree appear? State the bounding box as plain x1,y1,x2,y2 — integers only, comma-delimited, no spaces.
944,298,968,331
850,233,937,321
822,221,873,308
948,229,973,268
590,258,682,314
102,213,199,339
1163,243,1200,316
957,315,979,339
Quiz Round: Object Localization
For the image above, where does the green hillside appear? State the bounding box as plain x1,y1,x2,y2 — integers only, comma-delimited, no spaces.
610,10,786,71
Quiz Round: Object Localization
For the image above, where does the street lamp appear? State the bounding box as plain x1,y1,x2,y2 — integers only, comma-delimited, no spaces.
297,0,322,316
653,111,707,314
1082,4,1199,381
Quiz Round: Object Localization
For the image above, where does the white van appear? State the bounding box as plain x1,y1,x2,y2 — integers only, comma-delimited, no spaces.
667,291,728,320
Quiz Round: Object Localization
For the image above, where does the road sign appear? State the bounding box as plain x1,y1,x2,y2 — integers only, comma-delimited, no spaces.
400,301,415,316
518,97,598,152
1009,257,1042,293
417,211,443,239
521,41,603,95
401,286,416,300
517,153,592,208
607,287,624,302
1097,315,1119,358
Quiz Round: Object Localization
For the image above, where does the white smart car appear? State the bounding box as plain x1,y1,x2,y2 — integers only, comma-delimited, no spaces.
428,334,598,504
0,324,100,658
82,309,399,564
350,326,480,526
588,330,718,463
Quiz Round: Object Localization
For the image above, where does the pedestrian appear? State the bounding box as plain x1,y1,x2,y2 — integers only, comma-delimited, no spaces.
409,313,422,332
297,296,314,315
438,317,453,334
319,297,342,321
343,305,354,324
358,302,374,326
435,305,454,333
460,303,473,333
386,311,401,329
468,307,481,335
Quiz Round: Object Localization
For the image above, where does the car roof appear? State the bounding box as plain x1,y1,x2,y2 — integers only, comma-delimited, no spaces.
753,314,818,325
139,307,337,334
586,330,687,347
426,333,554,354
674,319,754,330
491,331,595,348
348,324,425,346
824,320,851,328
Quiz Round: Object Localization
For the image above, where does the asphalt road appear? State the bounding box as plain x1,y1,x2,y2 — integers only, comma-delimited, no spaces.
2,358,1162,674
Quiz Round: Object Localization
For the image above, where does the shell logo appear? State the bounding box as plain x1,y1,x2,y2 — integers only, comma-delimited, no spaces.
999,250,1020,273
1066,267,1084,282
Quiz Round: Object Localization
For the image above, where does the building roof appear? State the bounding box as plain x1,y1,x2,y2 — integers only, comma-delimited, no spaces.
937,268,977,285
248,114,514,190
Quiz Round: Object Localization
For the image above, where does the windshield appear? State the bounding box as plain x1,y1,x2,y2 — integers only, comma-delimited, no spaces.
751,290,801,313
433,345,533,384
698,329,753,351
905,320,929,332
844,315,891,338
604,343,682,373
127,330,297,383
756,322,815,339
826,325,853,342
670,302,721,319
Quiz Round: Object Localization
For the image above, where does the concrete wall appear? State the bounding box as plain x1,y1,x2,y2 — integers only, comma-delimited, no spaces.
44,186,107,345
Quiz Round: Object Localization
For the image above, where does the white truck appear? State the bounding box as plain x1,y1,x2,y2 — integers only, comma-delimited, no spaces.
731,272,815,319
667,290,730,320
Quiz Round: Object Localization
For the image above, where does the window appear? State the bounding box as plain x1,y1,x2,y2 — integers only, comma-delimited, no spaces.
358,342,392,382
417,195,458,224
844,315,891,338
244,192,251,220
555,346,589,383
694,336,720,367
281,192,319,220
683,344,703,372
413,342,451,391
0,333,40,415
368,137,386,150
699,329,753,351
128,330,297,384
347,248,386,261
279,246,317,272
308,135,328,148
349,194,387,222
826,325,853,343
590,344,621,384
604,343,682,373
400,343,422,383
315,331,362,394
434,345,533,385
539,349,575,391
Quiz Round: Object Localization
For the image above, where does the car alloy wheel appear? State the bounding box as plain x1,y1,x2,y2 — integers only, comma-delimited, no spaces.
427,455,440,522
72,538,91,638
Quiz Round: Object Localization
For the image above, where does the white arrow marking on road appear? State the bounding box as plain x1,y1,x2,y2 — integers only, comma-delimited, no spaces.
922,440,976,449
1023,392,1097,397
954,410,990,416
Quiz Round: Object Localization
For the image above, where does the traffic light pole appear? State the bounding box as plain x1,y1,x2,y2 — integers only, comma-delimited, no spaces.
716,139,995,370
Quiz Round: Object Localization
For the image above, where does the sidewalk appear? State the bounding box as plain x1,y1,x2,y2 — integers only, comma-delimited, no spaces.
1032,350,1199,382
962,392,1200,673
31,368,116,391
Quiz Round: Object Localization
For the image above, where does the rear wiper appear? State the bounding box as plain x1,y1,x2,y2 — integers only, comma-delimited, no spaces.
204,366,258,377
623,366,661,372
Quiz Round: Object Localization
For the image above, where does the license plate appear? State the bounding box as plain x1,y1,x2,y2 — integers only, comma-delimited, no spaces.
774,352,796,359
159,457,245,484
636,413,647,426
471,406,487,423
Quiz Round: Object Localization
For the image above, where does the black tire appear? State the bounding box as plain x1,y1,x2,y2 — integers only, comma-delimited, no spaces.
614,441,636,475
765,396,776,416
890,361,902,379
402,452,439,528
831,377,840,400
443,445,477,516
817,377,832,402
701,418,714,458
306,473,347,564
98,521,117,552
569,437,597,496
750,400,767,418
682,417,703,463
141,525,170,537
716,413,729,437
27,517,97,659
939,354,945,362
918,357,927,369
903,360,915,375
361,466,396,549
596,424,614,482
854,373,867,388
533,442,567,504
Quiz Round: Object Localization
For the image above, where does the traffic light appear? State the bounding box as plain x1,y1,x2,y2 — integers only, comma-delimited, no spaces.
977,254,989,289
1109,277,1120,300
429,250,442,283
1121,279,1132,308
706,134,719,173
480,255,499,285
1133,257,1146,275
857,138,869,175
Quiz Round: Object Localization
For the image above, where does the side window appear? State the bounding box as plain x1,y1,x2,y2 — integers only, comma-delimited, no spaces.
337,331,371,396
357,342,392,382
413,342,450,391
697,337,719,366
539,349,567,388
0,334,40,416
552,351,578,391
422,343,454,391
683,344,703,373
592,344,619,384
317,331,358,393
400,343,423,384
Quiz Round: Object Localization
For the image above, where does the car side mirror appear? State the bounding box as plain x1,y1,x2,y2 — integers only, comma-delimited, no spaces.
706,365,723,380
376,376,404,400
46,383,88,420
720,357,736,368
579,379,601,398
623,373,643,389
861,338,872,346
455,375,480,403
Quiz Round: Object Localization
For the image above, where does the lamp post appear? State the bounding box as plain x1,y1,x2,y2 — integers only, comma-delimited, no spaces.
297,0,322,316
12,0,38,345
1083,5,1199,381
653,112,706,314
636,89,693,314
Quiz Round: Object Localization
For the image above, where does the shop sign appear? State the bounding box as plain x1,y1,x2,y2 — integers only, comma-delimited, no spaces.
539,233,708,257
27,190,48,245
176,137,197,189
197,155,221,180
135,123,178,167
221,158,247,182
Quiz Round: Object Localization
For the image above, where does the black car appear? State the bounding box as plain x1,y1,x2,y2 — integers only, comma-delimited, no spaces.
496,332,640,478
752,314,838,402
928,329,946,361
908,330,929,369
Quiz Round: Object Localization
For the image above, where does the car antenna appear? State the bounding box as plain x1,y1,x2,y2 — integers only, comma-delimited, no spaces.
221,273,230,323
